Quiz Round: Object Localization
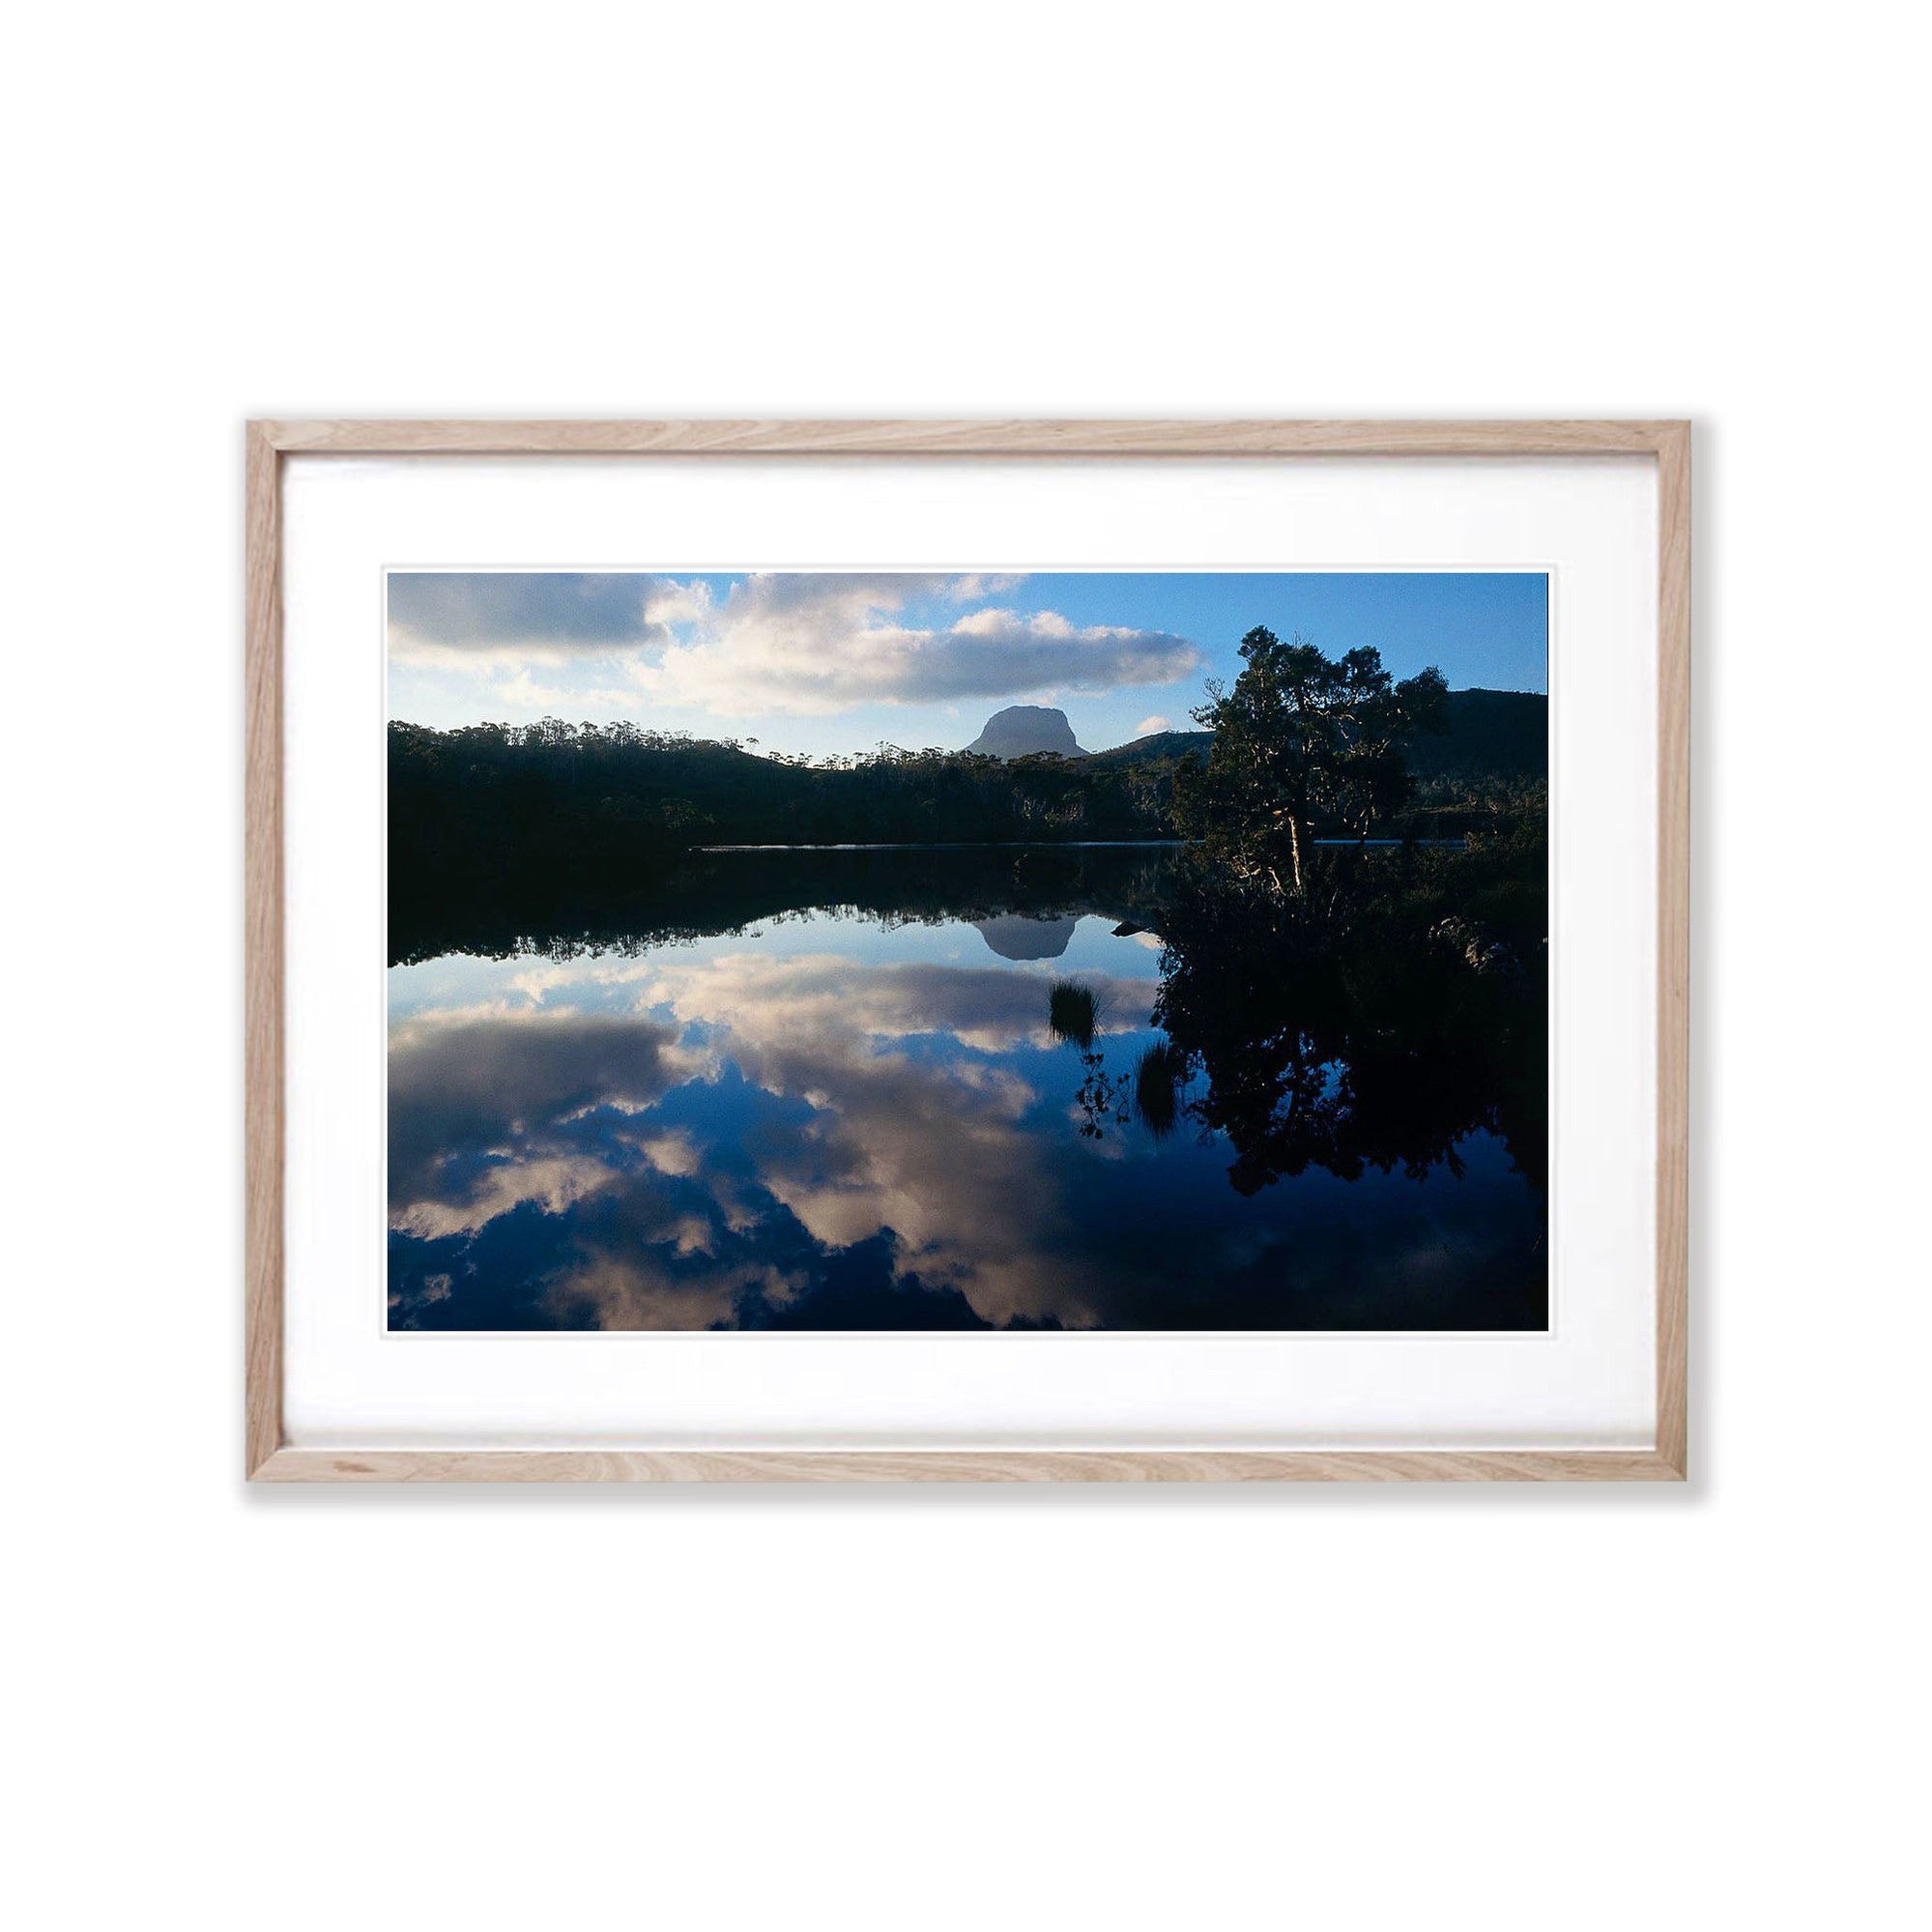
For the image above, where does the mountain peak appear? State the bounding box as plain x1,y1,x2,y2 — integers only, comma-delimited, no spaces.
963,706,1086,759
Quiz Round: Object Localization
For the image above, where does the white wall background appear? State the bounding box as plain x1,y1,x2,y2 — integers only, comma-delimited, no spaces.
8,5,1926,1929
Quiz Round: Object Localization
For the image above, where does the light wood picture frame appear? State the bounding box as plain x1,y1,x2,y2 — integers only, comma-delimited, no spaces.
245,418,1688,1483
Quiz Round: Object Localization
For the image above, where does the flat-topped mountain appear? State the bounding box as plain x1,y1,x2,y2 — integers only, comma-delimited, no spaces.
964,706,1087,759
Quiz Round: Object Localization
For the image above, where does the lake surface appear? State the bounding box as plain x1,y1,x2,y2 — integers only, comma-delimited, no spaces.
388,845,1546,1330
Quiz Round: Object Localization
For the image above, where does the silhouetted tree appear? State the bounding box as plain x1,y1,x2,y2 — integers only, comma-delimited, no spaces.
1174,630,1449,894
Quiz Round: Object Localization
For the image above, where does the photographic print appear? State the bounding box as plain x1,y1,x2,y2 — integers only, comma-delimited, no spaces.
387,568,1549,1333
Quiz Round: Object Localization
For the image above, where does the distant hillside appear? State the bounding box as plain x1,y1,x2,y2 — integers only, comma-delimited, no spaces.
1081,728,1213,769
1407,688,1547,783
965,706,1087,759
1084,689,1546,786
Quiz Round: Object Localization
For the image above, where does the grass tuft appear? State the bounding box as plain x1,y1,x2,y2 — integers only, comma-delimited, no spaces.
1047,980,1098,1050
1134,1040,1188,1137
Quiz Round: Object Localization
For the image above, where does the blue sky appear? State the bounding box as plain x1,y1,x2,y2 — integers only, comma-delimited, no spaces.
388,570,1547,758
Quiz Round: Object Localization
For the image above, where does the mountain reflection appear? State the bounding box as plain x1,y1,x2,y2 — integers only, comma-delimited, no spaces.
389,845,1546,1331
974,914,1079,961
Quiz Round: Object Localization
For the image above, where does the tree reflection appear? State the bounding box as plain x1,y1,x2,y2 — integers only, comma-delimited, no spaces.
1132,1042,1188,1139
390,840,1180,967
1055,844,1546,1195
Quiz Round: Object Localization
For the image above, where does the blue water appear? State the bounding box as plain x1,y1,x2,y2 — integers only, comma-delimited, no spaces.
388,853,1545,1331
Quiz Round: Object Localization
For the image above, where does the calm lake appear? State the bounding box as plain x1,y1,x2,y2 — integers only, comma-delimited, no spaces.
388,844,1547,1330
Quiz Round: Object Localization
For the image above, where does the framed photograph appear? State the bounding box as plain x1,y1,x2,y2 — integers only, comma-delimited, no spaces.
246,419,1688,1482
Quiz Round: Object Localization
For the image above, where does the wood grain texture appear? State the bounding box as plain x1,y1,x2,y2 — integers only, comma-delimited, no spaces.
257,418,1683,458
252,1448,1686,1484
1655,423,1692,1477
244,423,284,1478
244,418,1691,1484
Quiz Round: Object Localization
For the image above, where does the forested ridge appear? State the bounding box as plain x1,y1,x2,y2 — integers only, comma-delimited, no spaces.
389,686,1545,899
389,722,1171,900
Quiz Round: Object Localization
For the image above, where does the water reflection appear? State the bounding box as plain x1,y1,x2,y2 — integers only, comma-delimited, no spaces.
389,845,1546,1331
974,914,1078,961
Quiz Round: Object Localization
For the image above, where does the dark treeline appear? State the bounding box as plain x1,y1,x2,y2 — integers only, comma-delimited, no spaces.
390,839,1179,967
389,720,1174,906
390,687,1543,918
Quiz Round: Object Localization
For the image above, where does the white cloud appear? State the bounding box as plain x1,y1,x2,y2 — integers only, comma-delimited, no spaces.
389,571,1200,717
646,578,1199,715
388,572,708,667
1132,714,1172,737
641,579,714,628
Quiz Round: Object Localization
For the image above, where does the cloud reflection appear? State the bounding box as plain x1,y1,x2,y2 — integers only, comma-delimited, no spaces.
388,926,1541,1332
388,1007,696,1237
389,947,1160,1328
